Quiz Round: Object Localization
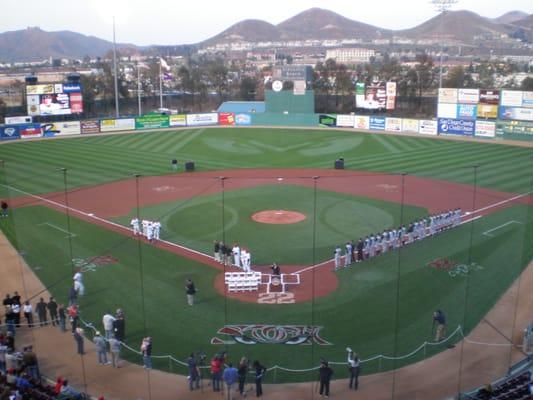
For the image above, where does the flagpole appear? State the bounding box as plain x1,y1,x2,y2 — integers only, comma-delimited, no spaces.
112,16,120,118
137,62,142,116
159,59,163,109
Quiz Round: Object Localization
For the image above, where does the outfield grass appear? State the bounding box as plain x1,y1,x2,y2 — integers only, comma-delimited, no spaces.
1,128,532,382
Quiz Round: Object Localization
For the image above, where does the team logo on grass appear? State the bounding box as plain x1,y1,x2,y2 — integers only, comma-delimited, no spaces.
211,325,332,346
72,255,119,272
427,258,484,278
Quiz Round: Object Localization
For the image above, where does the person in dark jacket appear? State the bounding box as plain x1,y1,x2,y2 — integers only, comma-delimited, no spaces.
113,310,126,342
253,360,266,397
35,298,48,326
319,360,333,398
237,356,248,396
47,297,58,326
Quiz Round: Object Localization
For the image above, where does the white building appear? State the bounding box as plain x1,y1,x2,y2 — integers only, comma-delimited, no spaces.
325,48,376,63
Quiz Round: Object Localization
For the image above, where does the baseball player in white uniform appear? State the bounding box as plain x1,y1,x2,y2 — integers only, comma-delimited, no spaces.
73,270,85,296
146,221,154,242
232,244,241,268
131,218,141,235
141,220,148,237
153,221,161,240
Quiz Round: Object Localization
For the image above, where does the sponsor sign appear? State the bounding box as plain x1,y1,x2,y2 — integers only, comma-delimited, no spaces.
41,121,81,137
457,88,479,104
186,113,218,126
385,117,402,132
438,88,458,104
354,115,370,130
100,118,135,132
474,121,496,138
500,90,523,107
477,104,498,119
211,325,332,346
457,104,478,120
523,91,533,108
319,114,336,127
386,96,396,110
26,84,55,95
360,82,387,110
81,120,100,134
135,114,170,130
419,120,438,135
336,115,355,127
355,83,365,107
499,107,533,122
19,123,43,139
218,112,236,126
272,80,283,92
4,116,32,124
438,118,475,136
369,116,386,130
479,90,500,105
62,83,82,93
293,80,306,95
27,95,40,116
235,113,252,126
386,82,397,97
69,92,83,114
496,120,533,136
0,125,21,140
437,103,457,119
402,118,419,133
169,114,187,127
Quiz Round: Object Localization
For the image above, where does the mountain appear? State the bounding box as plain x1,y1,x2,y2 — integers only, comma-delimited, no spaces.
203,19,281,45
493,11,529,24
511,14,533,29
397,10,509,42
276,8,391,40
0,27,138,62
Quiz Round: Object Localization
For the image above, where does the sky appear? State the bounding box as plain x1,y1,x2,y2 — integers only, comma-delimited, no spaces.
2,0,532,45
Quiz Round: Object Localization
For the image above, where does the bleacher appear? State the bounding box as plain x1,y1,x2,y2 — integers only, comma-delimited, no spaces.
224,272,262,292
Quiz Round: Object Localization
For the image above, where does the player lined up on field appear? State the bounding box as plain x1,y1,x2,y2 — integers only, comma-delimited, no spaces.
212,241,253,272
130,218,161,242
334,208,462,269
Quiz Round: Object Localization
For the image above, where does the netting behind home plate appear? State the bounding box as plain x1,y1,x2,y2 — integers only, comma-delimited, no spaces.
1,163,532,398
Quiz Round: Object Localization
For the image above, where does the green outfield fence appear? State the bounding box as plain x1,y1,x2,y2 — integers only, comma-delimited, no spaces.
0,139,533,399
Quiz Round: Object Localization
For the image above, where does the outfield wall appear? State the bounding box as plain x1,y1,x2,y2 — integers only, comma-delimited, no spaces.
1,112,532,142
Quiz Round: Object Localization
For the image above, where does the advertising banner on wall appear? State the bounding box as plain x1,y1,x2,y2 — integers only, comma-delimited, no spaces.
0,125,21,140
40,121,81,137
419,120,438,135
135,114,170,130
235,114,252,126
4,116,32,124
219,112,236,126
522,91,533,107
499,107,533,121
81,120,100,134
186,113,218,126
169,115,187,127
385,117,402,132
457,88,480,104
438,88,458,104
477,105,498,119
336,115,355,127
457,104,478,120
20,124,43,139
319,114,337,127
27,95,40,116
496,120,533,136
474,121,496,138
437,103,457,119
438,118,475,136
369,116,386,130
500,90,523,107
479,90,500,105
355,83,365,107
402,119,419,133
354,115,370,130
100,118,136,132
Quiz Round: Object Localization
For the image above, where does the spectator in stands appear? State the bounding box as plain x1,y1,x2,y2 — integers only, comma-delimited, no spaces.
23,301,33,328
93,331,110,365
210,354,223,392
22,346,40,381
35,298,48,326
60,379,82,400
0,338,6,373
108,336,121,368
54,377,64,396
5,332,14,353
319,360,334,398
141,337,152,369
47,297,58,327
73,327,85,355
223,362,238,400
253,360,266,397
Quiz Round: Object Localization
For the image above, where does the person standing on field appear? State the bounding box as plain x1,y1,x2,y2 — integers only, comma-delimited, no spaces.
185,278,196,306
35,298,48,326
47,297,58,326
102,311,116,340
334,245,342,270
214,240,221,262
433,310,447,342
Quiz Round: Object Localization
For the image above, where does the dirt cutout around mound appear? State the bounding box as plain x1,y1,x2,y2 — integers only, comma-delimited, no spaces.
251,210,307,224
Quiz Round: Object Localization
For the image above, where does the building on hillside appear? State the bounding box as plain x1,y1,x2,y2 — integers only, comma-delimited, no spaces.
325,48,376,63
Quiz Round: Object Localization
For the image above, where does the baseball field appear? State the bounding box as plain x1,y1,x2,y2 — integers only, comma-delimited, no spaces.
0,127,532,382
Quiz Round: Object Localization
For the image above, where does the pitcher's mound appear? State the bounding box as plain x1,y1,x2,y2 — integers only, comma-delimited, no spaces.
251,210,307,224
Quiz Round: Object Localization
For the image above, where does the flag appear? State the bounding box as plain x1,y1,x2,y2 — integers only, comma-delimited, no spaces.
160,57,170,71
163,72,173,81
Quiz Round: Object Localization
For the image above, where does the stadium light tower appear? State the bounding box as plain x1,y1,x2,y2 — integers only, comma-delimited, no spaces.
430,0,458,88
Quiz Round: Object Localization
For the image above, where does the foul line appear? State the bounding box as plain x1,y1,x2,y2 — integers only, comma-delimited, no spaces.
2,184,213,260
37,222,77,238
467,189,533,216
482,220,523,237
